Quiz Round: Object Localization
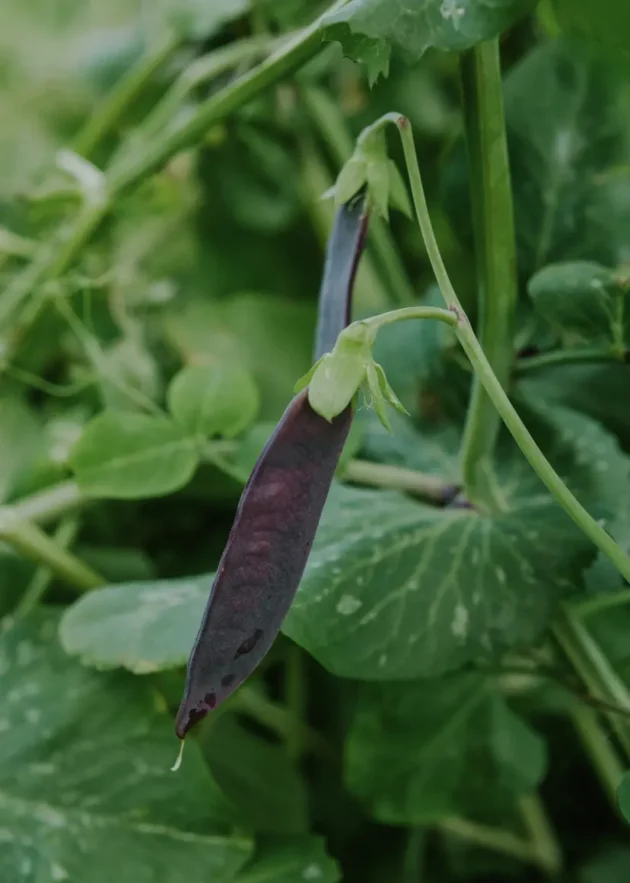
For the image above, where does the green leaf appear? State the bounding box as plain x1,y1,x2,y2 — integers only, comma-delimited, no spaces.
283,404,630,680
554,0,630,64
346,673,547,823
204,714,309,835
59,575,210,673
619,772,630,825
62,404,628,682
163,295,316,420
504,41,630,274
166,0,249,39
168,362,259,439
0,395,41,504
580,846,630,882
70,411,199,500
235,837,341,883
0,610,252,882
98,336,163,413
528,261,625,346
321,0,535,82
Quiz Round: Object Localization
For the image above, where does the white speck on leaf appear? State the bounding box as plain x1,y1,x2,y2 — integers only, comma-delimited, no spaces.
336,594,362,616
495,566,506,585
440,0,465,21
451,603,469,639
36,806,65,829
51,863,69,881
303,864,323,880
379,653,388,667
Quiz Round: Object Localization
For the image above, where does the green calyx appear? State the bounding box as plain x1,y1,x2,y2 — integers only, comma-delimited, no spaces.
329,121,411,220
295,321,407,429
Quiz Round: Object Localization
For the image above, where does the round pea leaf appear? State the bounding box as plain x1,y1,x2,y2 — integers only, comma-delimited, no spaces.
69,411,198,500
167,362,259,439
59,575,210,673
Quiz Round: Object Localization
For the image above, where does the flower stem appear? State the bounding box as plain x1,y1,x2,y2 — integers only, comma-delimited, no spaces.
363,305,457,332
458,40,518,505
393,113,630,582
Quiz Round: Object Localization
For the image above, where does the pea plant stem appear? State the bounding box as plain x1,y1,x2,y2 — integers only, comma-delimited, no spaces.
570,701,626,809
554,607,630,757
108,0,348,195
458,40,518,505
9,481,85,525
0,0,346,356
439,816,549,871
515,346,624,374
392,114,630,584
302,86,416,306
72,31,183,159
518,795,563,877
127,35,278,150
14,516,80,618
285,643,307,762
0,509,104,591
343,459,457,504
572,590,630,619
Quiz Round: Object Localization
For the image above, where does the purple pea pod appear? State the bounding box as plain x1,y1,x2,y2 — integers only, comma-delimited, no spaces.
175,194,368,738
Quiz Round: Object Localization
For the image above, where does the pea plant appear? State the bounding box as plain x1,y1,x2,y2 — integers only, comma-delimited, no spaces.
1,0,630,881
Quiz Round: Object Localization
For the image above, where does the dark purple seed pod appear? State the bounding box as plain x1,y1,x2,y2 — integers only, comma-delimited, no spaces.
175,194,368,739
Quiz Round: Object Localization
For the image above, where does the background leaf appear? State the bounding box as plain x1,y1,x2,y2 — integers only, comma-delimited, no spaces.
346,673,546,823
70,411,198,499
0,395,41,504
283,405,630,680
527,261,626,347
235,837,341,883
204,715,309,835
322,0,535,82
163,295,316,420
168,362,259,439
554,0,630,64
0,610,251,883
504,40,630,275
59,575,209,673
